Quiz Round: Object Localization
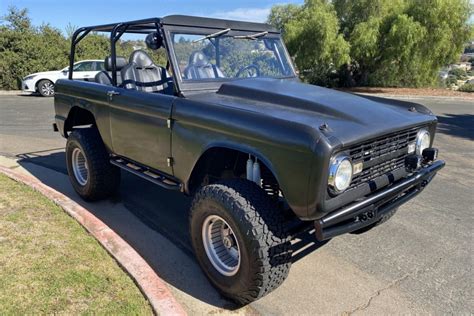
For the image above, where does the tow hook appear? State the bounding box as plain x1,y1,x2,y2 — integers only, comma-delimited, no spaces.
358,210,375,222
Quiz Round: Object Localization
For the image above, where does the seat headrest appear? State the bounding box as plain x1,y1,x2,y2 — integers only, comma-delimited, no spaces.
104,56,127,71
189,51,210,67
130,50,155,68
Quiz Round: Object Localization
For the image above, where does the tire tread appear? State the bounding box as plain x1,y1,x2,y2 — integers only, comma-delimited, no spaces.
190,179,292,304
66,128,120,201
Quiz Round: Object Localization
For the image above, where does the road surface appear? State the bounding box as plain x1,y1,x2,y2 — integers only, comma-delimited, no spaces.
0,94,472,314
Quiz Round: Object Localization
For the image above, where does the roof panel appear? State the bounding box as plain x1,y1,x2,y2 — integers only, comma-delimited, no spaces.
161,15,279,33
74,15,279,35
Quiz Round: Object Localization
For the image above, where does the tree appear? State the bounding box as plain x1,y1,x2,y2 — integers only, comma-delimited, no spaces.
267,4,301,34
269,0,473,87
1,6,31,30
333,0,405,37
278,0,350,86
0,7,68,89
0,6,169,90
337,0,473,87
369,14,427,86
405,0,473,85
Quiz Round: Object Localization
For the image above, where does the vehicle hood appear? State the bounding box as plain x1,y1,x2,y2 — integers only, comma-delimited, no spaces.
24,70,61,78
188,78,437,146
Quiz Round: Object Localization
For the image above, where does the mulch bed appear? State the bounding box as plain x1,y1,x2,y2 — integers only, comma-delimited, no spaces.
338,87,474,99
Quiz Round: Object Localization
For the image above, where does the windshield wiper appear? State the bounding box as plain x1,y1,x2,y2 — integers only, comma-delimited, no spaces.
233,31,268,40
193,28,231,43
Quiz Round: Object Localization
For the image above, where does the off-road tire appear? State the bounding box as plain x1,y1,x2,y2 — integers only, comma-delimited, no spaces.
351,208,398,235
37,79,55,97
66,128,120,201
189,179,292,305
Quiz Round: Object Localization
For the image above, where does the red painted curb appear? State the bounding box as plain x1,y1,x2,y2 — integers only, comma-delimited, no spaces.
0,165,187,316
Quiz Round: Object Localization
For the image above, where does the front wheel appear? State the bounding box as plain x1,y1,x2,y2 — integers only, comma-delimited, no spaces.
37,79,55,97
189,179,292,305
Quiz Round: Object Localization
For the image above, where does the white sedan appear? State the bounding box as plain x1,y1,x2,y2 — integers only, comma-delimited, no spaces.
22,60,104,97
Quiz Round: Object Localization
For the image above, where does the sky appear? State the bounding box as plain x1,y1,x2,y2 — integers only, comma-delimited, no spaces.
1,0,472,35
0,0,304,34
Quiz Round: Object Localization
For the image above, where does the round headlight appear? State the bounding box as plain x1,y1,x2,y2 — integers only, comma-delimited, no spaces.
328,155,353,193
415,129,430,155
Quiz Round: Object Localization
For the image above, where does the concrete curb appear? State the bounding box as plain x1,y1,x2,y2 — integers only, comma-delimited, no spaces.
0,90,24,95
0,165,187,316
352,92,474,101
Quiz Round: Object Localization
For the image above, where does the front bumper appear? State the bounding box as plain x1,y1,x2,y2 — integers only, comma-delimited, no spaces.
314,159,445,241
21,79,36,92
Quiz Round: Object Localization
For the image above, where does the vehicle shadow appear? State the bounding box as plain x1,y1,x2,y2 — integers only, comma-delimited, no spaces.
18,93,41,97
16,151,327,309
437,113,474,141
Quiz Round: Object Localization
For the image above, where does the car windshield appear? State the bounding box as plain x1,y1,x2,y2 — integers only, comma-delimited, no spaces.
171,32,295,82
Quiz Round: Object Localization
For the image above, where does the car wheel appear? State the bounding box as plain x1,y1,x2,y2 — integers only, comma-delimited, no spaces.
351,208,398,235
37,79,55,97
190,179,292,305
66,128,120,201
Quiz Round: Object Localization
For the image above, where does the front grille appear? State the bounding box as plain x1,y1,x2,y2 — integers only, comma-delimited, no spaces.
346,126,421,190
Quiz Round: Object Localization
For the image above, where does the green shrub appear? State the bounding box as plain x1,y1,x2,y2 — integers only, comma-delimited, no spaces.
458,83,474,92
446,76,458,86
449,68,468,80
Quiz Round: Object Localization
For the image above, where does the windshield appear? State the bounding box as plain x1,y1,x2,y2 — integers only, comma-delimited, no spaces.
171,32,295,82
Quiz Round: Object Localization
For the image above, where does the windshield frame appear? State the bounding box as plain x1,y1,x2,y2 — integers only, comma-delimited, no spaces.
163,25,297,93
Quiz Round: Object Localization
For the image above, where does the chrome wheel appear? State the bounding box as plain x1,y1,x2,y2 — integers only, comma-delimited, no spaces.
202,215,241,276
40,81,54,96
71,147,89,186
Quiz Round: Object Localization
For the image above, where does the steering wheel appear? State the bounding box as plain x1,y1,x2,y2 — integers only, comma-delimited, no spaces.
236,64,260,78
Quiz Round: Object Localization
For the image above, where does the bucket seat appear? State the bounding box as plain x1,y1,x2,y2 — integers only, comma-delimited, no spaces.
184,51,224,80
94,56,127,86
121,50,171,93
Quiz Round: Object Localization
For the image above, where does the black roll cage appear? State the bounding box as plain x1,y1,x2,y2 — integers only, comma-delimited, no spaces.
69,18,165,86
68,15,292,94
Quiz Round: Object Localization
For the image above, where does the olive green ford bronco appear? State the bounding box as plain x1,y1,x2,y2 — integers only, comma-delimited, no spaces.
54,16,445,304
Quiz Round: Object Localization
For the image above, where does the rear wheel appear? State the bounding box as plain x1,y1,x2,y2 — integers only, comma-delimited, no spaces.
37,80,55,97
190,179,292,305
66,128,120,201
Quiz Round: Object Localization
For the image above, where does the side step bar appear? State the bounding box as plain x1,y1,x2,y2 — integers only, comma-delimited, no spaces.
110,156,182,191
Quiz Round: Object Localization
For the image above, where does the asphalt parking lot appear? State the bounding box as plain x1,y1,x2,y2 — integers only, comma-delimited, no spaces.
0,94,473,314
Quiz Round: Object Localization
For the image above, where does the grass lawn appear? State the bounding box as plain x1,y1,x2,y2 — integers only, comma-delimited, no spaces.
0,174,152,314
